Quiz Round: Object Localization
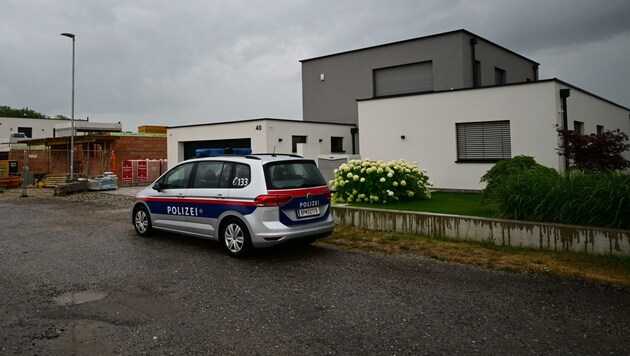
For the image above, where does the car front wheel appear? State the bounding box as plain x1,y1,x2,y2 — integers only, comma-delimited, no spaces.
133,206,154,237
220,218,252,258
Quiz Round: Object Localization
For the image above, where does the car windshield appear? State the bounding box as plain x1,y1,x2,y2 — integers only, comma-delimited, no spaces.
264,161,326,189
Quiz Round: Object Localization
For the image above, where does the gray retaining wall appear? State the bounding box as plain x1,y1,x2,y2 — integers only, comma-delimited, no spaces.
331,206,630,256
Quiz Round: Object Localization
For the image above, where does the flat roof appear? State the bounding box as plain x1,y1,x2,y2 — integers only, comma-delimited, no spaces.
356,78,630,111
168,117,357,129
300,29,539,66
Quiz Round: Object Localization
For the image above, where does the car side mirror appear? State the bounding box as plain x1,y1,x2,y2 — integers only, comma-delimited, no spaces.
153,182,162,192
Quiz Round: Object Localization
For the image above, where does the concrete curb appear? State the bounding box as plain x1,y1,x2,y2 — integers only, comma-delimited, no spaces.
331,205,630,256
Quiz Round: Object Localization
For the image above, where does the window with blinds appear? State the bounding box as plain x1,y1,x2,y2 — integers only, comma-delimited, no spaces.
373,61,433,97
456,120,511,162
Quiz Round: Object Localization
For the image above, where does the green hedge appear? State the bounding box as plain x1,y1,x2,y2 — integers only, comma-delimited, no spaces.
490,169,630,229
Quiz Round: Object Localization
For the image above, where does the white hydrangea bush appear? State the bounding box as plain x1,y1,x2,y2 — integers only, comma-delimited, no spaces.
329,159,433,204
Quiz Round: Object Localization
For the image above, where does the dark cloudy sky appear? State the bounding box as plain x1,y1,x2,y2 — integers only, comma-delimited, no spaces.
1,0,629,131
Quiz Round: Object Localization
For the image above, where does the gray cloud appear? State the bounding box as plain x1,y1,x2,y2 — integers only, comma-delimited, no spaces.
1,0,628,131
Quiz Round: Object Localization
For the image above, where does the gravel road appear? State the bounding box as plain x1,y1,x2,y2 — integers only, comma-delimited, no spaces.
1,189,629,355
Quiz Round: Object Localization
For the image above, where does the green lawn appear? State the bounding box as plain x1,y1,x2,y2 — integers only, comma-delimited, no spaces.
348,191,496,218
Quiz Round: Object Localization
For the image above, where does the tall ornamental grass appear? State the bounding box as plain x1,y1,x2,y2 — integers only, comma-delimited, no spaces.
330,159,432,204
492,169,630,229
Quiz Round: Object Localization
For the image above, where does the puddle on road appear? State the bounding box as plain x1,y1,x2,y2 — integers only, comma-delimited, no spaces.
54,291,108,306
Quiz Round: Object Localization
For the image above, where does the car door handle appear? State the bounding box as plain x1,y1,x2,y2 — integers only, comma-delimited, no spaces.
216,193,227,199
177,193,185,198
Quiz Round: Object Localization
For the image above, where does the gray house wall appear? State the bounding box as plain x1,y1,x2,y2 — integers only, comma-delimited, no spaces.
471,39,538,86
301,29,539,126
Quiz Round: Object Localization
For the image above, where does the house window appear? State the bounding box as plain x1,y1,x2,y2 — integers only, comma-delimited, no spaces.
331,137,344,153
573,121,584,134
456,120,511,162
292,135,307,153
494,67,506,85
17,127,33,138
373,61,433,97
596,125,604,134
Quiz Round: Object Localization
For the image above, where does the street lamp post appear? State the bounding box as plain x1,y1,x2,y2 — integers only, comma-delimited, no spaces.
61,32,75,180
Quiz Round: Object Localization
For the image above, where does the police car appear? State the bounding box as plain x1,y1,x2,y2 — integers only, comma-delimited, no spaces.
131,148,334,257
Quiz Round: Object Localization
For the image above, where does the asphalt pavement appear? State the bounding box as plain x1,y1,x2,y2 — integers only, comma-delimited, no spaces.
1,192,629,354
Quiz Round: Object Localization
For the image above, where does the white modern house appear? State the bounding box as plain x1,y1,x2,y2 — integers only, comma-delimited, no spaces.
166,29,629,190
0,117,61,143
358,79,630,190
167,118,356,165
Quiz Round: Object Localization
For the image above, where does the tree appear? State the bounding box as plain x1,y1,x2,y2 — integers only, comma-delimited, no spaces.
0,105,48,118
557,129,630,171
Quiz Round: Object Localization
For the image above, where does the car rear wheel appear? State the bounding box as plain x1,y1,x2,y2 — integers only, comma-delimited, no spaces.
133,206,154,237
221,218,252,258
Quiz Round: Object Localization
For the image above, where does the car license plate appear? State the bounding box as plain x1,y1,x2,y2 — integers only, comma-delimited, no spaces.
297,206,320,218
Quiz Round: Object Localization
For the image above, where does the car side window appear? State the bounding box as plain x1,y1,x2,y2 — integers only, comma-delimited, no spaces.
218,162,233,188
162,163,193,189
231,163,251,188
216,162,251,188
192,161,224,188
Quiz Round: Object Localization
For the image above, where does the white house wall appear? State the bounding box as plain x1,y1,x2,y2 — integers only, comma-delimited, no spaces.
167,119,354,169
358,81,628,190
263,120,353,156
0,117,59,139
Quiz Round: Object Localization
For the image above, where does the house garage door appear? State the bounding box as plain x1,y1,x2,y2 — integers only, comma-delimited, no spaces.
183,138,251,160
374,61,433,97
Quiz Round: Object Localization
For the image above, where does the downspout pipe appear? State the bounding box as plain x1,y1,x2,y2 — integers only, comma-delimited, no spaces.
350,127,358,155
470,38,478,88
560,88,571,171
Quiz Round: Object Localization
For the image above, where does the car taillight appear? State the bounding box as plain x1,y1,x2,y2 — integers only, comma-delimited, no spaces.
323,189,332,199
254,194,293,207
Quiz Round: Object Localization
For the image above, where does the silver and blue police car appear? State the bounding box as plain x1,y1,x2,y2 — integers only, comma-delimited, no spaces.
131,149,334,257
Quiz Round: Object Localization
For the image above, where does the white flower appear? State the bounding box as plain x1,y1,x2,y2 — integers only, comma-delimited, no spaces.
380,177,386,183
388,191,394,197
353,175,360,181
387,172,393,178
347,172,353,179
360,177,365,183
393,181,399,187
400,180,407,186
377,168,384,174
